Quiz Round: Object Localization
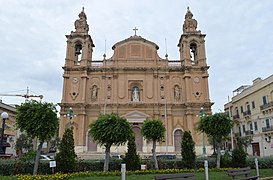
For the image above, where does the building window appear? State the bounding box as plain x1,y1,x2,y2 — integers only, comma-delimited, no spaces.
238,127,241,136
252,101,255,109
262,96,267,105
240,106,243,113
249,123,253,131
236,107,239,116
246,103,250,113
254,122,258,131
243,125,246,132
265,119,270,129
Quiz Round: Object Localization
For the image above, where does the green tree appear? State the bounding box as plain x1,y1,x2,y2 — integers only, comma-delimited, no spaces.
89,114,133,171
141,118,165,170
197,112,233,168
123,134,141,171
55,128,77,173
181,131,196,169
15,100,58,175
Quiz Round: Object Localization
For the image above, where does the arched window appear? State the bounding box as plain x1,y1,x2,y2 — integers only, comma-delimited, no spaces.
132,86,140,102
75,44,82,64
190,43,197,63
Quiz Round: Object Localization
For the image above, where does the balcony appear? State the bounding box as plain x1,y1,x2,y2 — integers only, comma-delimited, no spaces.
233,114,240,120
244,130,254,136
243,110,251,118
262,125,273,132
234,132,241,137
260,101,273,113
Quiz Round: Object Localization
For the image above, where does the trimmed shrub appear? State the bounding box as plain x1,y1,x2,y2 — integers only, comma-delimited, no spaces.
123,135,141,171
220,152,232,168
55,128,77,173
232,148,247,168
181,131,196,169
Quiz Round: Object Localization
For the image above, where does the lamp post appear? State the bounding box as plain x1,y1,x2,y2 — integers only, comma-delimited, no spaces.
67,107,73,128
0,112,9,155
199,107,207,157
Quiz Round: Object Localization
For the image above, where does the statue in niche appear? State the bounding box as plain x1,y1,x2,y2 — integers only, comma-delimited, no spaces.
91,86,98,100
132,87,140,102
174,86,180,100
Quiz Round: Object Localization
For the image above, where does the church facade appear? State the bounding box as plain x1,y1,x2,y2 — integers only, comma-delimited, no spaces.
59,7,213,156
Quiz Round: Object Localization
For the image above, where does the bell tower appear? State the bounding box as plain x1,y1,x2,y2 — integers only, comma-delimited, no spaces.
178,7,207,67
64,7,95,67
60,8,95,152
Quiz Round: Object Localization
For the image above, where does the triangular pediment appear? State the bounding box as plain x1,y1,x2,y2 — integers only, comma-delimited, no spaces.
122,110,150,123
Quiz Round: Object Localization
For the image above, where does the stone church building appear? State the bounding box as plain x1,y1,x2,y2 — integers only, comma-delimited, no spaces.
59,7,213,156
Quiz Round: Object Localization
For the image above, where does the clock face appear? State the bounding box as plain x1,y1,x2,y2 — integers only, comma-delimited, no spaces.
72,77,78,84
194,77,200,83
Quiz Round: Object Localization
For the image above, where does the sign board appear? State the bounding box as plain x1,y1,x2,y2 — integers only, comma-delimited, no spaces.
50,161,56,168
42,142,47,148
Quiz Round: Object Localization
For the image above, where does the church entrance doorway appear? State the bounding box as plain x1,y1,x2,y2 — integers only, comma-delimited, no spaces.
174,129,183,152
133,127,143,152
87,133,97,151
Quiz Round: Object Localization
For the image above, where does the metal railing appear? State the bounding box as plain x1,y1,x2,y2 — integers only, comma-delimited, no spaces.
233,114,240,120
262,125,273,132
244,130,254,136
243,110,251,116
260,101,273,111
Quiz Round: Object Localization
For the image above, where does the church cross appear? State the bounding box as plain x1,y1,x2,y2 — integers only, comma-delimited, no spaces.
133,27,138,36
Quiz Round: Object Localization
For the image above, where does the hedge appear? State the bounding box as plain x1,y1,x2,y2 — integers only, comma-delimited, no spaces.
1,156,273,176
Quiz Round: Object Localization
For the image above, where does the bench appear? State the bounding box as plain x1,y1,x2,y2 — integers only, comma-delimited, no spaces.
227,167,259,180
155,173,196,180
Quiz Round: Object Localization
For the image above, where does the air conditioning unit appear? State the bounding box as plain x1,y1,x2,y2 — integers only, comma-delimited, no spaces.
265,137,271,142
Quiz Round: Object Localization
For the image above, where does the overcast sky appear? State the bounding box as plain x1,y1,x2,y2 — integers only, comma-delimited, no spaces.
0,0,272,113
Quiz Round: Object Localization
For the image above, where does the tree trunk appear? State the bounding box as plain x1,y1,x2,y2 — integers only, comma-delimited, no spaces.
103,144,111,172
152,140,159,170
216,144,221,168
33,141,43,175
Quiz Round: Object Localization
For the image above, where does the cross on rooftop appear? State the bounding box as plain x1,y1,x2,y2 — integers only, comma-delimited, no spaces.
133,27,138,36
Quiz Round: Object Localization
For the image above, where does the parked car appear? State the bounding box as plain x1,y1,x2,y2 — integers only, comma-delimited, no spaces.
147,154,177,160
40,155,53,161
157,154,176,160
111,154,124,159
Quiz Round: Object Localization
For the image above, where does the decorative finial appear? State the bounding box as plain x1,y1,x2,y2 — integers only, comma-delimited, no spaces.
133,27,138,36
183,7,197,33
74,7,89,33
165,54,168,60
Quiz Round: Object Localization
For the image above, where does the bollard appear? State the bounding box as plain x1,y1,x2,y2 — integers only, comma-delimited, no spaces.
121,163,126,180
255,157,260,180
204,160,209,180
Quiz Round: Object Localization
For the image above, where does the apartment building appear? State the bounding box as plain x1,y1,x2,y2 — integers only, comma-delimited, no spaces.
224,75,273,157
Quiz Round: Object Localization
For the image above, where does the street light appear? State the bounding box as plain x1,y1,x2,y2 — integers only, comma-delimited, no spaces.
199,107,207,157
66,107,73,128
0,112,9,155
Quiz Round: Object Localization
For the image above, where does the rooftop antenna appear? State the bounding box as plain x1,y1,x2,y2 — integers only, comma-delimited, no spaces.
165,38,168,60
103,39,107,60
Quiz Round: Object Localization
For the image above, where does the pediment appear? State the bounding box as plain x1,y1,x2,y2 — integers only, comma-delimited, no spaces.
122,110,150,123
111,35,161,61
